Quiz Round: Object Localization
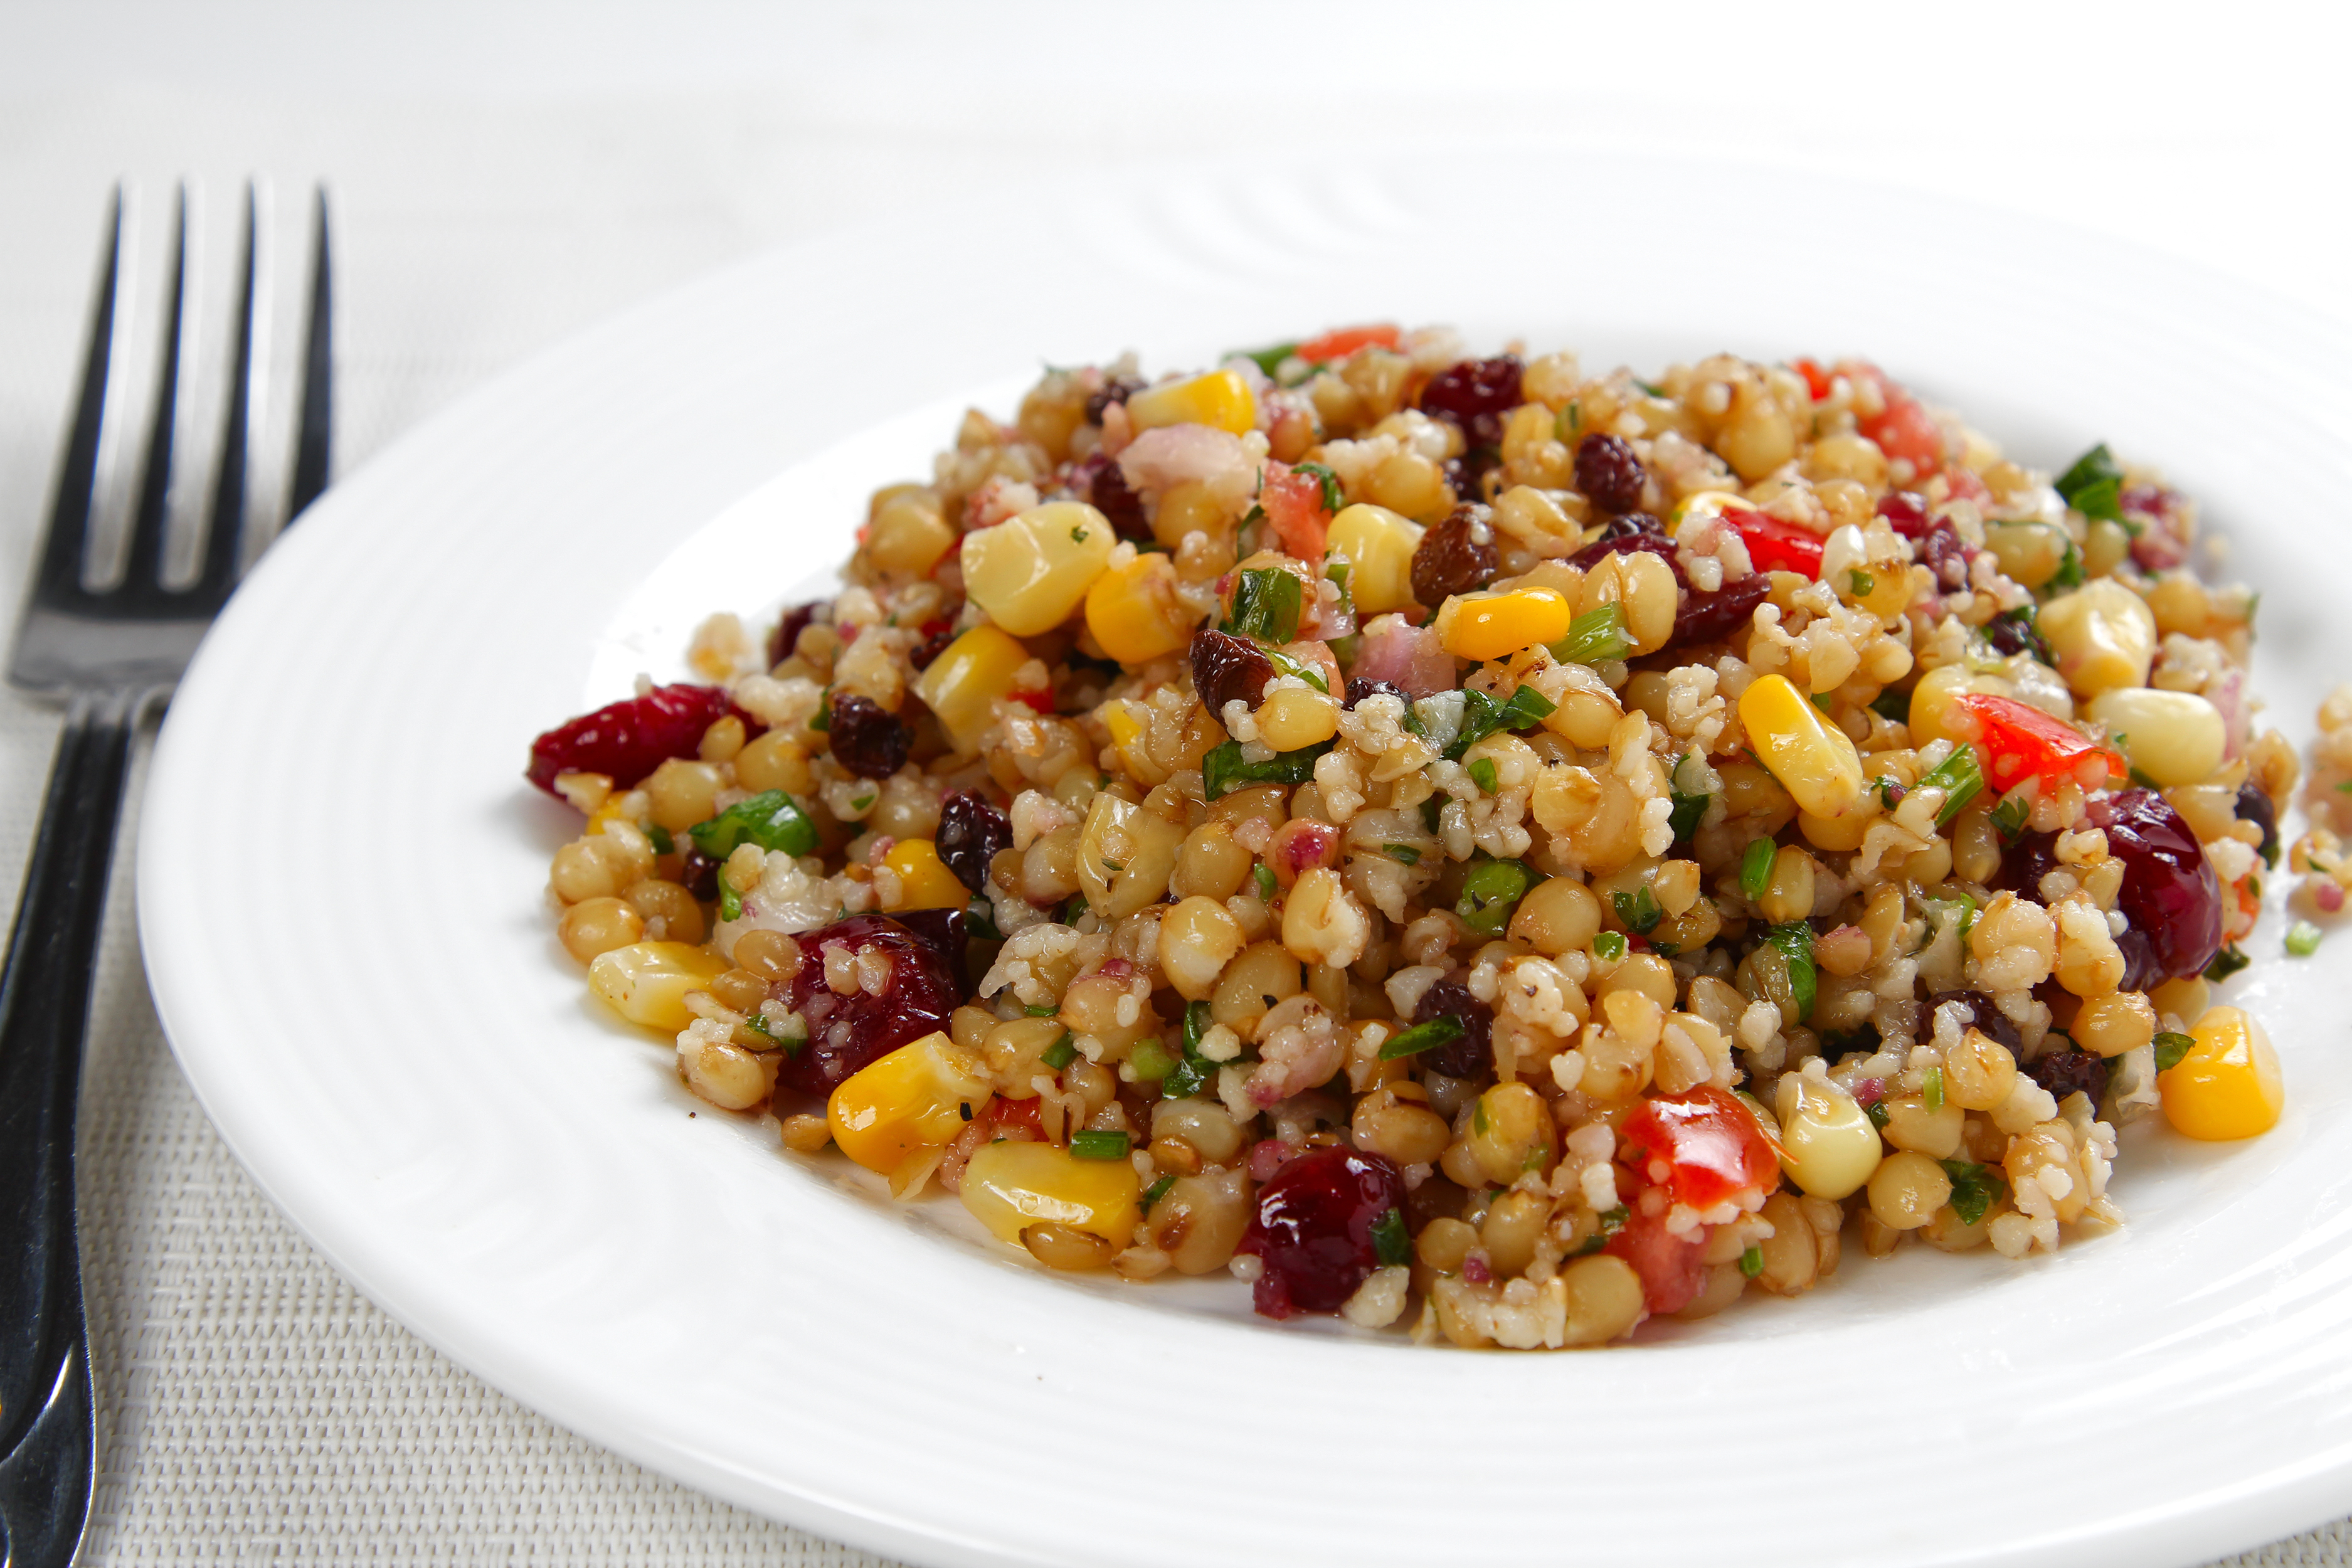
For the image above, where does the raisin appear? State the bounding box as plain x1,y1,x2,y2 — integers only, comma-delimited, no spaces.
2025,1047,2109,1110
1344,677,1408,709
1234,1146,1404,1319
2237,782,2279,868
1416,356,1523,448
1086,455,1151,543
2087,788,2224,986
1670,572,1770,649
1982,612,2053,665
679,848,720,902
1190,628,1275,716
777,915,962,1096
1876,490,1932,539
768,601,827,668
527,683,749,797
828,691,911,780
1922,988,2021,1056
1443,448,1502,506
909,618,956,671
1574,433,1648,514
1569,531,1688,588
1083,376,1142,426
1991,830,2062,905
1409,504,1499,606
1414,977,1495,1081
936,790,1012,897
1589,511,1667,544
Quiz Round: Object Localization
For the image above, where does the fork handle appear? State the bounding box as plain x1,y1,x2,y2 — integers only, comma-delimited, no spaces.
0,687,141,1563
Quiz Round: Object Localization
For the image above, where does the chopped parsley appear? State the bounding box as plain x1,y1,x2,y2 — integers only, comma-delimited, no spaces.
1458,857,1542,935
1740,838,1775,903
1239,341,1297,378
1446,683,1555,760
1940,1159,2005,1227
2153,1031,2196,1073
687,790,818,859
1762,921,1817,1022
1572,1205,1630,1258
1369,1207,1411,1268
1466,756,1499,795
1613,884,1663,936
2205,945,2250,982
1224,567,1303,643
1592,931,1628,962
644,824,674,856
1293,460,1343,514
1262,645,1330,694
1991,793,2030,842
1128,1039,1175,1081
1870,686,1913,724
1378,1014,1465,1061
1201,737,1335,801
1160,1000,1222,1099
2055,443,2126,525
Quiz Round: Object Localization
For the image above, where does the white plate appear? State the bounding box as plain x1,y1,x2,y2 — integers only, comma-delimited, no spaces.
139,153,2352,1568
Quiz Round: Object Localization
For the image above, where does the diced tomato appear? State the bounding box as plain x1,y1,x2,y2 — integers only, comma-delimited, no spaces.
1620,1086,1779,1210
1729,510,1826,578
1951,691,2124,793
1007,688,1056,715
1604,1206,1708,1316
1259,466,1333,561
1941,466,1990,506
1793,358,1832,402
1295,323,1401,363
1842,361,1945,479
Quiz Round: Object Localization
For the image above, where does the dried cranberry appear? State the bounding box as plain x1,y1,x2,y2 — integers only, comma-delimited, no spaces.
1236,1146,1404,1319
527,683,748,797
1414,977,1495,1081
1574,433,1648,514
1443,448,1503,506
2237,782,2279,868
1190,628,1275,716
1086,456,1151,543
890,906,973,997
1344,677,1407,709
1083,376,1142,425
1409,505,1499,606
776,914,962,1096
1981,610,2053,665
935,790,1011,897
768,601,827,667
1416,355,1523,449
1877,490,1932,539
2087,788,2223,987
2025,1047,2109,1108
1670,572,1771,649
1919,520,1973,589
828,692,911,780
909,620,956,671
1922,989,2022,1056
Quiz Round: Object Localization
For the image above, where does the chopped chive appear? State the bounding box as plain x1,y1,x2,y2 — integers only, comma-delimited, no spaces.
1239,341,1298,378
1141,1174,1177,1213
1061,890,1089,924
1740,838,1775,902
1129,1039,1175,1081
2153,1031,2196,1073
1377,1014,1466,1061
1738,1244,1765,1279
1383,843,1422,866
689,790,818,859
1917,743,1984,827
1870,686,1912,724
1041,1032,1077,1070
1571,1204,1629,1257
1458,857,1540,935
645,824,674,856
1467,756,1499,794
1369,1206,1411,1268
1922,1064,1944,1114
2287,920,2324,957
1549,603,1630,665
1848,569,1874,598
1071,1130,1130,1160
1025,1003,1059,1017
1762,921,1817,1022
1592,931,1627,962
810,690,832,731
1419,795,1444,833
1865,1098,1891,1130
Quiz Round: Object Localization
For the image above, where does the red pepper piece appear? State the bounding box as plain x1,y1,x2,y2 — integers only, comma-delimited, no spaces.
1950,691,2124,793
1295,323,1401,363
1619,1085,1779,1211
1259,466,1332,561
1729,510,1826,578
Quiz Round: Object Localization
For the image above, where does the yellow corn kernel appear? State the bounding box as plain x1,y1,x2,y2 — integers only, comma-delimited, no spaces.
1773,1071,1881,1199
879,839,968,912
1083,551,1195,664
864,492,955,577
2159,1005,2284,1141
2086,687,2225,787
2038,578,2157,699
960,501,1116,637
827,1032,993,1175
1124,368,1258,437
586,941,731,1032
1739,674,1865,819
914,623,1030,753
1906,663,1988,750
1325,503,1424,614
1438,586,1574,663
960,1138,1142,1249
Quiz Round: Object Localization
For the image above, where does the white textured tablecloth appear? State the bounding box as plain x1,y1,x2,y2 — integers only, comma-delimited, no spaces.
5,4,2352,1560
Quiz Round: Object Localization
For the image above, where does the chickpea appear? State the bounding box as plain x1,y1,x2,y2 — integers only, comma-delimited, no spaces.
558,897,643,962
707,965,769,1015
1415,1216,1479,1273
1151,1098,1244,1166
1944,1027,2018,1112
1158,896,1246,1000
1210,941,1302,1036
1256,688,1340,752
2072,989,2156,1058
626,879,704,945
644,758,723,833
1867,1150,1952,1231
733,928,801,985
1172,822,1254,901
735,730,813,794
1510,877,1601,956
550,839,619,904
1559,1255,1646,1346
1480,1189,1550,1278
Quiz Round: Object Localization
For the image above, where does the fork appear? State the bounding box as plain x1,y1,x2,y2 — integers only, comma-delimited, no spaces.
0,183,331,1568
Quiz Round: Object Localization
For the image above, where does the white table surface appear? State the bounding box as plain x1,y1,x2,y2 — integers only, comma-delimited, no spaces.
3,3,2349,1560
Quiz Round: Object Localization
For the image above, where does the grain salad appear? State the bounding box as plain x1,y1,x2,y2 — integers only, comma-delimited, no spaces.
527,327,2302,1348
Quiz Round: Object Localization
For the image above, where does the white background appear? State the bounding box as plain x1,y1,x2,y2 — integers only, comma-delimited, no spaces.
1,2,2347,1561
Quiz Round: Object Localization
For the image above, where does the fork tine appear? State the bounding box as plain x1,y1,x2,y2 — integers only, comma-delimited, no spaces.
30,189,123,607
284,187,332,522
119,184,188,596
194,184,258,601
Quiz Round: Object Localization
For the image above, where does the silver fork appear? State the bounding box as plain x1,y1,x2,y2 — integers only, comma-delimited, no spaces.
0,183,331,1568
